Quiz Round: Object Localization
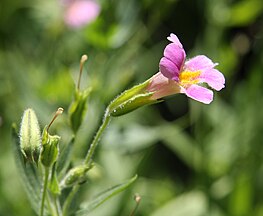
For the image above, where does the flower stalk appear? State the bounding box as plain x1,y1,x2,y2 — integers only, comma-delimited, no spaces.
84,110,111,166
62,111,111,216
40,108,63,216
40,167,50,216
62,185,80,216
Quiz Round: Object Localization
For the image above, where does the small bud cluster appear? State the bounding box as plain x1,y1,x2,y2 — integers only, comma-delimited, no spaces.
19,108,41,164
19,108,63,167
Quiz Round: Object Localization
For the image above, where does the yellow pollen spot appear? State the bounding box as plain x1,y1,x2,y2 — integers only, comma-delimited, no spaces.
179,70,201,86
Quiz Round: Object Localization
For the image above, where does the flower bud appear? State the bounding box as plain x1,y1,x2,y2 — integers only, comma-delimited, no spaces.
60,164,92,189
69,54,91,133
19,108,41,164
69,87,91,133
40,127,60,167
40,107,63,167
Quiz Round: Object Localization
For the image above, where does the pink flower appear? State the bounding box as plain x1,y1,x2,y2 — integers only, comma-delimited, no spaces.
63,0,100,29
147,33,225,104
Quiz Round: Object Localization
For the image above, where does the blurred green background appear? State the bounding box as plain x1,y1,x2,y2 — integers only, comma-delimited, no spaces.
1,0,263,215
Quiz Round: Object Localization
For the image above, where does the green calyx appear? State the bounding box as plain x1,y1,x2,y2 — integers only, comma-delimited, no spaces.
60,164,92,189
40,126,60,167
107,79,161,117
68,87,92,133
19,108,41,164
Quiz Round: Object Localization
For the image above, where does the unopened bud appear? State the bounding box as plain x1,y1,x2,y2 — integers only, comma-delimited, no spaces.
129,193,141,216
60,164,92,188
81,54,88,63
41,128,60,167
69,88,91,133
77,54,88,90
134,194,141,203
19,108,41,164
69,55,91,133
40,108,63,167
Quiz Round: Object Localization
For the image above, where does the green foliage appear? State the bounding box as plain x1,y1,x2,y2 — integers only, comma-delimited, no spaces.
76,175,137,216
48,163,60,196
56,137,75,178
11,125,41,214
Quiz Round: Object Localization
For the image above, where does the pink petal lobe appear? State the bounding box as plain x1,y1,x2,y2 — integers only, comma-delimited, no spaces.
159,57,180,80
182,85,214,104
200,69,225,91
164,43,186,71
185,55,217,72
167,33,183,48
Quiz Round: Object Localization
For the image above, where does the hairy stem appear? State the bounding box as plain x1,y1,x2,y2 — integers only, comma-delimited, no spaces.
84,111,111,166
62,110,111,215
62,185,80,216
40,167,49,216
53,195,62,216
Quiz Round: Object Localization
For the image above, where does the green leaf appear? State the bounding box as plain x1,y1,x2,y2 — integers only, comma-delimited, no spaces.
57,137,75,179
48,163,60,195
11,124,42,214
76,175,137,215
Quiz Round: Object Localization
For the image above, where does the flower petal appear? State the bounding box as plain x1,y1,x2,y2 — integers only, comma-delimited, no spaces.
159,57,180,80
147,72,180,100
200,69,225,91
184,55,217,72
164,43,186,71
181,85,214,104
167,33,183,48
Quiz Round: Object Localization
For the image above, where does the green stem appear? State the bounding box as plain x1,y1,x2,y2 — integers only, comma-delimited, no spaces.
129,195,141,216
84,111,111,166
62,184,80,216
53,195,62,216
62,110,111,216
40,167,49,216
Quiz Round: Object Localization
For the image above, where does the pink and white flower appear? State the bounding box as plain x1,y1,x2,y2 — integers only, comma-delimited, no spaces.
63,0,100,29
147,33,225,104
